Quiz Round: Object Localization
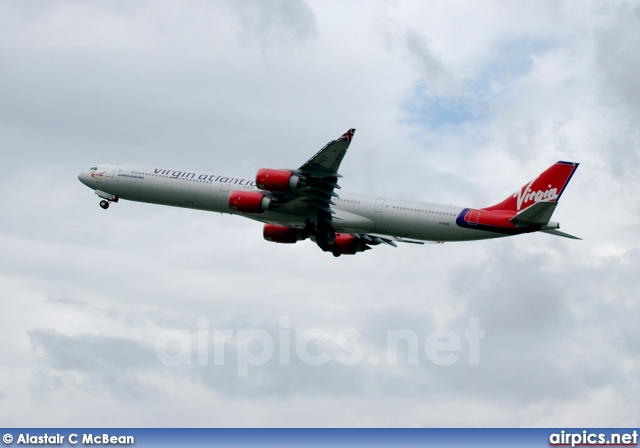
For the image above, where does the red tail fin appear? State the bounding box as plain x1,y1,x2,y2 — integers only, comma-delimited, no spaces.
483,161,579,212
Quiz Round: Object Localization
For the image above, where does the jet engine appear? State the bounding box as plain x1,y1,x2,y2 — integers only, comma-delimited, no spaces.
228,191,272,213
256,168,302,192
263,224,304,244
332,234,369,256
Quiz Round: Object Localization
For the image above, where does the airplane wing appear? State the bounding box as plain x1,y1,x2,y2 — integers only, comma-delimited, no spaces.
298,128,354,174
269,129,354,224
350,234,431,247
321,232,430,255
253,129,452,255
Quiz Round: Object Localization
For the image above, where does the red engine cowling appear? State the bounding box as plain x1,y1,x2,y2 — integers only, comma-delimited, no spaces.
256,168,301,192
263,224,304,244
228,190,272,213
334,234,368,255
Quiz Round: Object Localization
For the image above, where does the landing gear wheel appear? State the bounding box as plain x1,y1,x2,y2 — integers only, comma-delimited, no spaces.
99,200,109,210
315,222,336,246
331,244,342,257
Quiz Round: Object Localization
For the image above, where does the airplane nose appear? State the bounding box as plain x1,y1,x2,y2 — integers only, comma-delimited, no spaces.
78,171,89,186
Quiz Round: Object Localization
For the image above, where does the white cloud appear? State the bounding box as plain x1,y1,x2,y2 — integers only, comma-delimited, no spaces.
0,0,638,428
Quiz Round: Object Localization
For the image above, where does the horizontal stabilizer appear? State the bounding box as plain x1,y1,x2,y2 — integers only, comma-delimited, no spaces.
510,202,557,225
541,229,582,240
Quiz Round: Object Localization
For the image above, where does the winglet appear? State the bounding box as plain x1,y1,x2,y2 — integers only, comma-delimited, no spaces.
298,128,356,174
337,128,356,142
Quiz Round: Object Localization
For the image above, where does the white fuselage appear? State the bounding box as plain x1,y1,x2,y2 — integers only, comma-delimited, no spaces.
78,163,503,242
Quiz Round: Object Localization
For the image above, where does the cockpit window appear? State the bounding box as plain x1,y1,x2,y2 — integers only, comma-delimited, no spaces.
90,166,97,170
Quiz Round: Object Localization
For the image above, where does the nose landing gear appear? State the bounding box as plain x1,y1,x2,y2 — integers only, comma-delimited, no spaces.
95,190,118,210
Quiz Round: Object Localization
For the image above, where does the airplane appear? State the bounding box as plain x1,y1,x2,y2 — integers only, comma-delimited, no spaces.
78,128,580,257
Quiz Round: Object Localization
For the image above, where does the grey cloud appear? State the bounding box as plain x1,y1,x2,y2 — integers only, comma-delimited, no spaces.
376,5,458,95
596,2,640,115
221,0,318,51
29,329,159,399
595,2,640,177
403,29,459,95
155,318,387,398
195,352,373,399
0,0,638,428
0,1,318,168
436,241,639,405
46,296,90,309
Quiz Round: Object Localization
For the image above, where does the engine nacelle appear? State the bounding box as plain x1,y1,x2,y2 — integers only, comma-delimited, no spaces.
256,168,302,192
228,190,272,213
263,224,304,244
333,234,368,255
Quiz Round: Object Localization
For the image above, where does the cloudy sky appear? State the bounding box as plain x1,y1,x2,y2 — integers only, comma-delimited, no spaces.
1,0,639,428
